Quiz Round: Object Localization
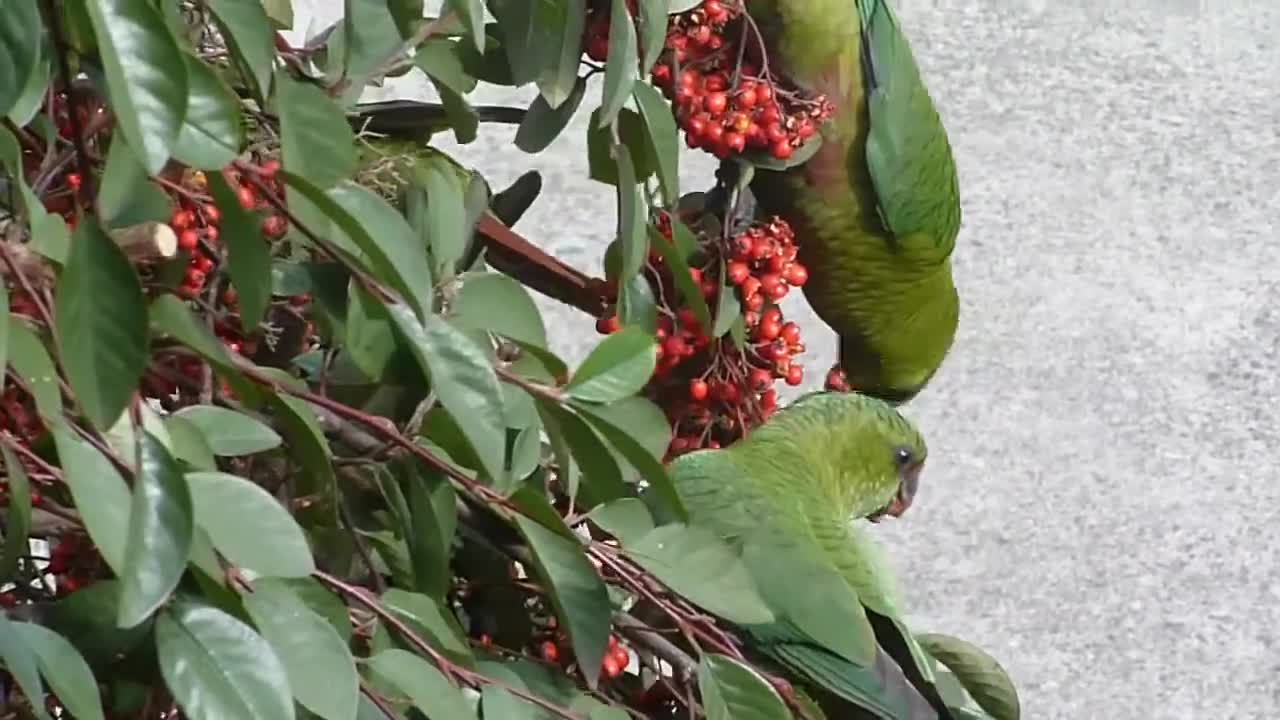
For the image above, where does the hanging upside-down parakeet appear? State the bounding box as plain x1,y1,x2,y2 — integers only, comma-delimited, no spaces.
745,0,961,404
668,391,950,719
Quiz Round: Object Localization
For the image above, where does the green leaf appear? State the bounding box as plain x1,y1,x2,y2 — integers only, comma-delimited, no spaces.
6,46,49,126
386,305,509,489
0,126,68,263
918,634,1021,720
636,0,671,75
512,515,612,689
365,649,473,720
406,473,457,600
342,0,402,82
52,426,131,574
13,622,106,720
380,589,474,667
173,51,244,170
632,81,679,204
428,78,479,144
647,227,711,333
283,175,434,320
489,0,584,106
535,399,625,506
0,615,50,720
171,405,282,456
276,71,356,189
345,280,398,380
712,275,741,338
626,524,773,624
446,0,485,53
599,0,638,128
613,143,647,287
413,38,476,96
698,653,791,720
184,471,314,578
44,580,150,667
97,134,172,228
0,0,41,118
413,157,467,283
6,318,61,423
243,580,360,720
148,295,261,404
156,601,296,720
118,432,193,628
85,0,188,172
257,368,338,526
587,498,654,546
515,77,587,154
0,292,7,380
452,271,547,348
55,219,148,429
617,272,657,332
565,327,657,403
262,0,293,29
163,415,217,470
573,399,684,520
206,0,275,100
0,445,31,578
208,173,271,330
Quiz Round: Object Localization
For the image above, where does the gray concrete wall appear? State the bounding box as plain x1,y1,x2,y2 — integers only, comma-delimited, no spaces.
291,2,1280,717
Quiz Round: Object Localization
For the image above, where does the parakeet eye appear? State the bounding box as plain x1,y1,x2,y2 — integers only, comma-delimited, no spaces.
893,447,914,467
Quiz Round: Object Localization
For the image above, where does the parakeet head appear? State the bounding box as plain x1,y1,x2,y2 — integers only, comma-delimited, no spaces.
741,391,928,521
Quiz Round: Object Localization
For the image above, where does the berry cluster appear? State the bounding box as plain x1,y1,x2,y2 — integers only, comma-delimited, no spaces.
648,1,834,161
0,383,42,444
538,632,631,680
596,212,809,457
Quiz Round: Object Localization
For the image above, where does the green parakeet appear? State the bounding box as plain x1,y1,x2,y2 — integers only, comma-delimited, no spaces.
745,0,961,404
668,391,949,719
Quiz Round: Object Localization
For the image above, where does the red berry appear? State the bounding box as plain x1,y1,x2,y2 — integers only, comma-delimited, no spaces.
761,307,782,325
701,278,719,299
785,262,809,286
702,0,725,19
596,314,621,334
727,261,750,285
651,63,672,86
689,379,709,401
736,88,758,110
178,229,199,252
760,389,778,410
204,226,219,242
260,159,281,178
724,131,746,154
677,307,700,331
171,209,194,230
262,215,287,238
541,641,559,663
28,491,41,506
796,119,816,139
741,276,761,298
680,69,699,88
744,292,764,311
780,321,801,345
0,593,16,608
688,267,703,285
703,123,724,146
751,237,772,260
756,319,781,341
202,204,221,224
748,368,772,391
704,74,728,92
706,91,727,115
65,172,81,190
663,336,688,358
59,576,81,594
237,186,256,209
602,656,622,679
771,139,794,160
767,280,789,301
185,268,206,287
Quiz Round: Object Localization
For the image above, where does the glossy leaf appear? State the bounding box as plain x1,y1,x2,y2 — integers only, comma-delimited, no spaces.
205,0,274,99
55,220,149,429
617,272,658,333
243,581,360,720
85,0,188,172
614,143,647,286
185,471,315,578
574,398,685,520
118,433,193,628
173,51,244,169
164,416,218,470
97,132,171,228
513,515,611,688
156,601,296,720
276,71,356,190
599,0,638,128
490,0,584,106
515,77,587,154
636,0,671,74
405,472,458,599
648,226,711,333
6,46,49,126
6,318,61,422
0,0,40,117
414,38,477,96
258,368,338,526
919,634,1021,720
536,399,626,506
626,524,773,624
452,271,547,348
0,444,30,578
713,275,741,337
587,498,654,546
0,615,50,720
565,327,657,403
414,157,467,283
283,174,434,320
446,0,485,53
380,589,474,667
345,280,398,380
698,653,791,720
13,622,106,720
148,295,262,404
52,426,132,573
172,404,282,456
387,305,508,488
365,649,472,720
632,81,680,204
342,0,402,82
208,173,272,330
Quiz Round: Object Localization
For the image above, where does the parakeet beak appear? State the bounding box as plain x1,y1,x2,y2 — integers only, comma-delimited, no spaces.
869,462,921,522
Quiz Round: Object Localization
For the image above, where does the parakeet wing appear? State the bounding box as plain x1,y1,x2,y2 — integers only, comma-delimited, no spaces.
857,0,960,253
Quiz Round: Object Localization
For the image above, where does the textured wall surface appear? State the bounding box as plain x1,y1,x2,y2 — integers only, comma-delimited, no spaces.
292,2,1280,717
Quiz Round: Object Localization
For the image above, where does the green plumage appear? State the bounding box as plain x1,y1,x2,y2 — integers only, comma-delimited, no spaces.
746,0,962,404
668,392,948,719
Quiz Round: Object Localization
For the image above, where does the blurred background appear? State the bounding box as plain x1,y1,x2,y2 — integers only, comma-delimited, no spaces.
294,2,1280,717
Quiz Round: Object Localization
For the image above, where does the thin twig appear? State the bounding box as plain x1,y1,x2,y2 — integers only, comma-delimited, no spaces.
40,0,95,205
